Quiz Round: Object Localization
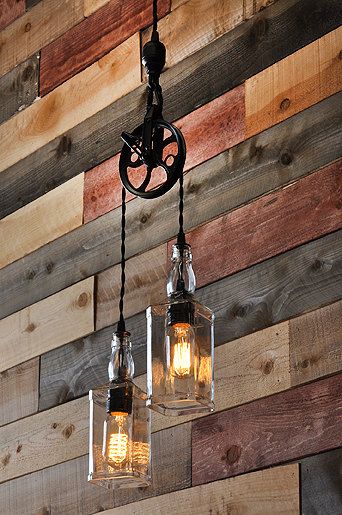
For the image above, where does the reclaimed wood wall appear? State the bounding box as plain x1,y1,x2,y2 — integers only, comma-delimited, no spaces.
0,0,341,513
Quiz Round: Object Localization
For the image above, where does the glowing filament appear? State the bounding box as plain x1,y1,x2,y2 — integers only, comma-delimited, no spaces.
172,323,193,377
104,415,128,465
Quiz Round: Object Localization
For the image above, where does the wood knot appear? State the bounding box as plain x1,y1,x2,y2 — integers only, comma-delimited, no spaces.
140,212,151,224
62,424,75,439
56,135,72,158
301,358,309,369
225,445,241,465
51,422,58,429
233,303,252,319
187,182,200,195
24,22,31,32
22,65,34,82
26,269,36,281
311,259,331,272
77,292,88,307
338,49,342,60
16,444,22,453
280,150,293,166
25,322,36,333
2,453,11,466
91,195,97,202
262,359,274,375
46,261,54,274
280,98,291,111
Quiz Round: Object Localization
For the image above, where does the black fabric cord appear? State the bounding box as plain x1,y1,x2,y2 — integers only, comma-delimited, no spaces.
117,187,126,333
153,0,158,34
177,172,186,245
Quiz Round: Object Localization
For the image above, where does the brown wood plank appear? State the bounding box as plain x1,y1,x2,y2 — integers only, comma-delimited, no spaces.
246,26,342,137
290,300,342,386
301,448,342,515
0,0,25,31
183,159,342,289
39,227,342,413
0,34,141,175
1,0,341,219
0,0,84,79
0,53,39,125
0,358,38,426
83,84,245,223
0,277,94,373
1,92,341,320
99,464,299,515
191,373,342,486
40,0,170,96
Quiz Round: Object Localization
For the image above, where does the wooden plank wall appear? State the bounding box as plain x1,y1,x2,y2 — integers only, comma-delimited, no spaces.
0,0,341,514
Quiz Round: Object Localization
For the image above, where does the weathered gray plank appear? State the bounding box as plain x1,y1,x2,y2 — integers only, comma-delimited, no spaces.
1,91,341,321
301,448,342,515
0,54,39,125
1,0,341,218
39,230,342,410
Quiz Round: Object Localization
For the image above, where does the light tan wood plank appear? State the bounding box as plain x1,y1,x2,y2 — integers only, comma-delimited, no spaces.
0,33,141,174
143,0,244,69
0,358,38,426
0,0,84,78
84,0,111,17
0,277,94,373
99,464,299,515
245,26,342,137
290,300,342,386
0,396,88,483
96,244,168,330
0,174,84,270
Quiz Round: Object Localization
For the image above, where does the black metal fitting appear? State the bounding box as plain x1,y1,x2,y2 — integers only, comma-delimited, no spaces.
106,383,133,415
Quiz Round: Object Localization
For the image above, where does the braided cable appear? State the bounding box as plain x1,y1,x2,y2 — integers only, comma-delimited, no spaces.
117,187,126,333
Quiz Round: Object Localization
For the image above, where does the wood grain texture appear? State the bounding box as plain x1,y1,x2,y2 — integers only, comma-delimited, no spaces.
84,0,111,16
1,91,341,320
0,0,84,78
246,26,342,137
83,84,245,223
0,396,89,483
1,0,341,219
96,245,168,330
290,299,342,386
192,373,342,485
98,464,299,515
0,358,38,426
301,448,342,515
0,34,140,174
0,0,25,31
0,173,84,270
142,0,244,69
0,53,39,125
0,277,94,373
40,0,170,95
184,159,342,289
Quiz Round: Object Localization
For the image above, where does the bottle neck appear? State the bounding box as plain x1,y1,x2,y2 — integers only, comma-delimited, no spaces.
108,332,134,382
167,243,196,298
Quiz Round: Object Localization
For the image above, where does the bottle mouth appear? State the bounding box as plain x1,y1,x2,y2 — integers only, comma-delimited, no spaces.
112,331,132,347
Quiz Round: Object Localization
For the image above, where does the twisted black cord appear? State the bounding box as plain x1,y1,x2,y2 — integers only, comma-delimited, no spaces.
177,173,185,245
153,0,158,34
117,187,126,333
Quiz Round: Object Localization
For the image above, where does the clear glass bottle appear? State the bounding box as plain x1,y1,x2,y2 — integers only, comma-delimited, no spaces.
88,333,151,489
147,243,214,416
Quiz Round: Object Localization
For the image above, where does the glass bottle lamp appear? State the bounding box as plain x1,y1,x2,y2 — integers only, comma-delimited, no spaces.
88,332,151,488
147,243,214,416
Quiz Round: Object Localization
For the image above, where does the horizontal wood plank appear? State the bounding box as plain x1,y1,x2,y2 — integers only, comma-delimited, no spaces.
99,464,299,515
0,358,38,426
0,277,94,373
191,373,342,485
246,26,342,137
0,0,84,78
84,0,111,17
83,84,245,223
1,91,341,319
184,158,342,289
40,0,170,95
289,299,342,386
0,53,39,125
142,0,244,69
0,0,25,31
1,0,341,218
301,448,342,515
0,173,84,270
0,34,141,174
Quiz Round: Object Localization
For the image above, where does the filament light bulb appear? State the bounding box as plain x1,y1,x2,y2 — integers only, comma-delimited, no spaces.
170,322,195,378
103,412,129,466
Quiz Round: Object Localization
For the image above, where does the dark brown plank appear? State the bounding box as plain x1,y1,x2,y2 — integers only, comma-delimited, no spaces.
0,0,25,30
191,374,342,485
301,448,342,515
0,93,341,321
39,230,342,410
1,0,341,218
0,54,39,125
39,0,170,96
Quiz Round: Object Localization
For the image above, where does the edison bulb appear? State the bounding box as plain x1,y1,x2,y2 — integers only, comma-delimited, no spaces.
102,413,129,466
168,322,195,378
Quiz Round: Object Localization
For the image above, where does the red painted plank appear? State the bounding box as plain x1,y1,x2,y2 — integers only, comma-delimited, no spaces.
192,373,342,486
180,158,342,289
83,85,245,223
40,0,170,96
0,0,25,31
